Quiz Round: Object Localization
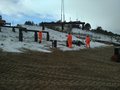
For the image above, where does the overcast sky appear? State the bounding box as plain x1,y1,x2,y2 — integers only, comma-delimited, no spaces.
0,0,120,34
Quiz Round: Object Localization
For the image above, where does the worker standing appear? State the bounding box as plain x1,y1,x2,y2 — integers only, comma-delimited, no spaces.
85,35,90,48
38,31,42,43
67,33,72,48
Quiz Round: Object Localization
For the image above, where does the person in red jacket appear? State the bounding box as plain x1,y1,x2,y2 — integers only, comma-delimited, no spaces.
38,31,42,43
67,33,72,48
85,35,90,48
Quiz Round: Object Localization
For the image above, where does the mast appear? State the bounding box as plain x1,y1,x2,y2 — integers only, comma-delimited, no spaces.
61,0,65,22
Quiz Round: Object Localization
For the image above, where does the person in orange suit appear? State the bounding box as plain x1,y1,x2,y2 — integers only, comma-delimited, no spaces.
85,35,90,48
38,31,42,43
67,33,72,48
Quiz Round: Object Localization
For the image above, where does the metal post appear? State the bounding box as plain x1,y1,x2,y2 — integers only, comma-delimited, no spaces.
47,32,49,41
62,24,64,31
19,28,23,41
52,40,57,48
12,27,15,32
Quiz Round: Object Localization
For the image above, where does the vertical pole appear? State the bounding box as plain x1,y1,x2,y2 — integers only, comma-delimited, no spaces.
12,27,15,32
61,0,63,22
19,28,23,41
62,23,64,31
0,27,1,32
47,32,49,41
61,0,65,22
34,31,38,42
63,0,65,22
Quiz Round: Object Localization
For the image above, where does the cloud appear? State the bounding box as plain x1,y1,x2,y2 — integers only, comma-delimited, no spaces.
65,0,120,34
0,0,120,34
0,0,61,20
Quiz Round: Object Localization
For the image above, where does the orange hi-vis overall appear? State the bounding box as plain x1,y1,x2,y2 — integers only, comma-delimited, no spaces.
85,36,90,48
67,34,72,48
38,31,42,43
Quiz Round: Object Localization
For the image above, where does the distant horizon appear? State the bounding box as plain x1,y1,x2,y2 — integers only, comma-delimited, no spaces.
1,15,119,35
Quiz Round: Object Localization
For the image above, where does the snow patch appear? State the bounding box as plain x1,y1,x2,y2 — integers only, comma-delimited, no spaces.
0,25,111,53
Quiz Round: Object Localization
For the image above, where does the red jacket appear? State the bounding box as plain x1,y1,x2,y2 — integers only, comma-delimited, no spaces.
67,34,72,43
86,36,90,44
38,31,42,40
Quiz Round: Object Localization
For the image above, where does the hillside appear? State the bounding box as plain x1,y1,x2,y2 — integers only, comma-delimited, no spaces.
72,28,120,45
0,25,108,53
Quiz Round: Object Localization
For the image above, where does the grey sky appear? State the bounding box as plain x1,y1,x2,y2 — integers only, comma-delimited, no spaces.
0,0,120,34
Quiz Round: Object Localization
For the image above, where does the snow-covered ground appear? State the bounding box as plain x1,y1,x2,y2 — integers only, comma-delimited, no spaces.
0,25,109,53
72,28,120,44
